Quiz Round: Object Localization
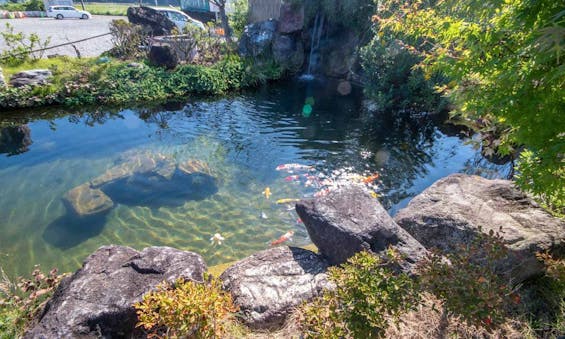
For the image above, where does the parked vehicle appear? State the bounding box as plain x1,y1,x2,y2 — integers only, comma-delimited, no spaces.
47,6,92,20
152,7,206,31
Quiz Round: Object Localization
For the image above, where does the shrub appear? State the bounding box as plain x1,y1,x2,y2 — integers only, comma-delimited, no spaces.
0,266,64,338
135,275,238,338
297,250,420,338
418,229,520,328
108,20,146,60
0,23,51,65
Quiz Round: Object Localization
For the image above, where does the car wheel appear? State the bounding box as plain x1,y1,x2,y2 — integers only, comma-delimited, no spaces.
81,14,88,19
56,14,63,19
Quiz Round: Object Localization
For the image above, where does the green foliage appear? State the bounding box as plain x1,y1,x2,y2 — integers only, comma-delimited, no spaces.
0,266,64,338
229,0,248,38
298,250,420,338
418,229,519,328
0,0,44,11
306,0,374,34
374,0,564,210
0,23,51,66
134,274,238,338
108,19,146,60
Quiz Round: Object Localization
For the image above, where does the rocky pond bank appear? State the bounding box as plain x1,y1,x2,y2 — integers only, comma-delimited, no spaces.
24,174,565,337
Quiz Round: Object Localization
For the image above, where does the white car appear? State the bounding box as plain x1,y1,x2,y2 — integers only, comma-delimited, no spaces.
153,7,206,31
47,6,92,20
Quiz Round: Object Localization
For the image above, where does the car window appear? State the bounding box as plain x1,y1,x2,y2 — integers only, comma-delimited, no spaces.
170,12,187,22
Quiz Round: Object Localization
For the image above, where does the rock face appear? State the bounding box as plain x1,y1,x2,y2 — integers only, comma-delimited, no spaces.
127,6,176,36
238,19,278,57
25,245,207,339
220,246,331,329
9,69,52,88
273,33,304,72
278,2,304,34
296,184,428,272
394,174,565,283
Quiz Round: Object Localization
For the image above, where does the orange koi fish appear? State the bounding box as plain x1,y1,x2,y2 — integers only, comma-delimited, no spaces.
362,173,380,184
270,230,294,246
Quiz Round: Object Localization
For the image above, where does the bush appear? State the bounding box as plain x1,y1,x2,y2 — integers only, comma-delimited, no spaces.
418,229,520,328
298,250,420,338
108,19,146,60
0,23,51,65
135,275,238,338
0,266,64,338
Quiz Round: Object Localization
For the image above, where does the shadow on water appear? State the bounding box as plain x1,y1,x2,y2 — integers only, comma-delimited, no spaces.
43,212,109,250
101,170,218,209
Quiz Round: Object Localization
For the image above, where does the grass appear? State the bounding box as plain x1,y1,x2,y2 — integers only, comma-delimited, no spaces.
1,57,96,78
82,2,130,16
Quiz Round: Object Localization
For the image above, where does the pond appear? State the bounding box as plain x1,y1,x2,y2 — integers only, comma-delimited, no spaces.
0,81,510,277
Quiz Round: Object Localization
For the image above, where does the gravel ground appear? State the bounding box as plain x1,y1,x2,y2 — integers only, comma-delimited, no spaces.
0,16,123,58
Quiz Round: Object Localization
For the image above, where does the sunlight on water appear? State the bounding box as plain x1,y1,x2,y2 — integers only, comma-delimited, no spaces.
0,83,511,277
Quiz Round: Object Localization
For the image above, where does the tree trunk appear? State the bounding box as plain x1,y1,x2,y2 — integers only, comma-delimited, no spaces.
218,4,233,43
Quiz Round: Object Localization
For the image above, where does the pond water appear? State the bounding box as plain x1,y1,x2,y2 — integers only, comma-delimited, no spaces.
0,81,510,277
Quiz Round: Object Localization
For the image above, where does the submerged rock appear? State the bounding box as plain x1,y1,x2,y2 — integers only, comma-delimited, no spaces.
394,174,565,283
220,246,331,329
296,184,428,272
9,69,52,88
178,159,211,175
25,245,207,339
63,183,113,217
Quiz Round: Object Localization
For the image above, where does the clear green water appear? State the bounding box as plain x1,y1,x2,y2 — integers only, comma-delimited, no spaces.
0,82,509,277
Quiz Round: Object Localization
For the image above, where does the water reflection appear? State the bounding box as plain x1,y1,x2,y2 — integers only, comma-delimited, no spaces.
0,125,32,156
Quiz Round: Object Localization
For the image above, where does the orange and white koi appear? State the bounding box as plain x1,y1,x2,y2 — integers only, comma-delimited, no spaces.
362,173,380,184
284,175,301,182
276,163,314,172
270,230,294,246
210,233,225,245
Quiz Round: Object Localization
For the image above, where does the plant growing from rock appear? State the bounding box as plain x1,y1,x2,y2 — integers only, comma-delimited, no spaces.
297,250,420,338
418,229,520,329
135,274,238,338
0,266,64,337
108,19,147,60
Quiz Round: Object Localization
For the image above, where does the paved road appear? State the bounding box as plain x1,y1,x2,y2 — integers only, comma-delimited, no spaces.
0,16,123,58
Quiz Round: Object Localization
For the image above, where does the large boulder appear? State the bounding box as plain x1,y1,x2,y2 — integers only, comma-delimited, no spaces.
278,2,304,34
220,246,331,330
394,174,565,283
238,19,278,58
296,184,428,272
127,6,176,36
9,69,52,88
25,245,207,338
63,183,114,217
273,33,304,72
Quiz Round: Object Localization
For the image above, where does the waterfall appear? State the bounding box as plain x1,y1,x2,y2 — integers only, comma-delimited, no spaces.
302,11,325,79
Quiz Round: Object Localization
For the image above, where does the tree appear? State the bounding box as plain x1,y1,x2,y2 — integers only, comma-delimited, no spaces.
210,0,233,43
371,0,564,211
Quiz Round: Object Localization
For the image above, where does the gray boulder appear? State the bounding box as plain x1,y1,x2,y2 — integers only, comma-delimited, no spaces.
127,6,176,36
220,246,331,330
25,245,207,338
273,33,304,72
296,184,428,272
9,69,52,88
394,174,565,283
238,19,278,58
278,2,304,34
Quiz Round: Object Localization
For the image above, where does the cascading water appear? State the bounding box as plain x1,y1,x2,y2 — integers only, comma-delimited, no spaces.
300,11,325,81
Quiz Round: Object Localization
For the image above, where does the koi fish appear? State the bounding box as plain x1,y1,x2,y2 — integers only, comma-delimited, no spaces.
276,163,314,172
276,198,301,204
262,187,272,199
362,173,380,184
270,230,294,246
210,233,225,245
284,175,301,182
